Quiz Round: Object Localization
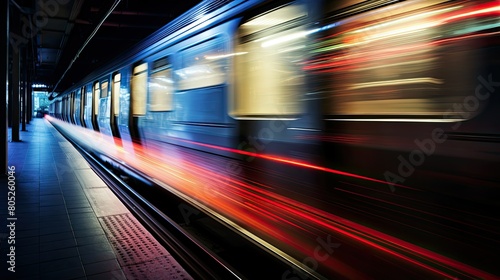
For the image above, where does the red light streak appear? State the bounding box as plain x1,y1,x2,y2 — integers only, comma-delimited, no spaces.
168,136,410,190
442,2,500,23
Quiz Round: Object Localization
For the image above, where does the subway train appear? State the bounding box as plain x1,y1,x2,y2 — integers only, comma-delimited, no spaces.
49,0,500,279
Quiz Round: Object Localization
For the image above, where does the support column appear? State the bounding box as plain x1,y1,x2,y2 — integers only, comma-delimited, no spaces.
11,49,20,141
7,60,12,127
1,0,8,174
21,47,27,131
11,21,20,141
10,5,21,142
27,70,32,123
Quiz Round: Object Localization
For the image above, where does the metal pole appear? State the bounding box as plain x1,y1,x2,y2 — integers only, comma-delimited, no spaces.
21,47,26,131
11,8,20,142
1,0,9,174
7,58,12,128
27,70,32,123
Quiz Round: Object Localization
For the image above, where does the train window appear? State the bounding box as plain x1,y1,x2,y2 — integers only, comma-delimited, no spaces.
93,82,100,115
311,0,496,120
176,38,226,91
132,63,148,116
112,73,120,116
100,80,109,98
233,4,306,118
149,57,173,111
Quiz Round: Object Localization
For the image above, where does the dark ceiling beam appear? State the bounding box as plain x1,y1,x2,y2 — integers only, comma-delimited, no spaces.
55,0,84,65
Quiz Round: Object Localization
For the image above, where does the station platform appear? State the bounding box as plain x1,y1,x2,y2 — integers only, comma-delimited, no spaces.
0,118,193,280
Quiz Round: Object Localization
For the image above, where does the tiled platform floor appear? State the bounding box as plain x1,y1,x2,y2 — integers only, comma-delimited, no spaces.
0,118,192,280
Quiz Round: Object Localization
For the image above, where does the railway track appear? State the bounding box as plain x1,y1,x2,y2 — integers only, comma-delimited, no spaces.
51,121,314,280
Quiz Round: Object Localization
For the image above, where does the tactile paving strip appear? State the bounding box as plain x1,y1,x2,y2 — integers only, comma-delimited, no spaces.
100,213,193,280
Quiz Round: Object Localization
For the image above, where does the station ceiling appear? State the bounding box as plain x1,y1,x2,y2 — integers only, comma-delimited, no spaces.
11,0,201,92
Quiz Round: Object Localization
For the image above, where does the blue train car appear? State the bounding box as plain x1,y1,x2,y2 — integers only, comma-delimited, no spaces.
49,0,500,278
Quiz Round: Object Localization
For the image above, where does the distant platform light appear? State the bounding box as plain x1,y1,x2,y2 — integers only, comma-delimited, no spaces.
32,83,48,88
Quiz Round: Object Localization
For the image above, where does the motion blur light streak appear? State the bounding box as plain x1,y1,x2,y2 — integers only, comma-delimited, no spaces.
306,1,500,66
337,180,500,238
335,187,497,240
205,52,248,60
433,30,500,45
46,116,498,279
168,136,411,190
351,7,458,35
348,77,443,90
444,1,500,22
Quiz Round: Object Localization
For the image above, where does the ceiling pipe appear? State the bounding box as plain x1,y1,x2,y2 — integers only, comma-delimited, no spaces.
55,0,85,66
49,0,122,99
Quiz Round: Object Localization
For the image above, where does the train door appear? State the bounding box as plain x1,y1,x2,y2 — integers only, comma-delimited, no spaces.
233,1,322,161
80,86,87,127
69,91,75,124
117,68,135,150
130,62,148,143
67,93,72,123
91,81,100,131
61,96,66,121
55,99,62,119
84,84,94,129
110,72,121,138
137,57,174,149
49,102,54,117
97,78,113,136
65,96,70,122
74,88,82,126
